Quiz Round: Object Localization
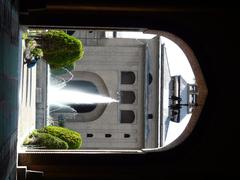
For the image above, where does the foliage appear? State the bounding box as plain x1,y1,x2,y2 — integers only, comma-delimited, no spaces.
23,39,43,64
26,39,37,49
37,126,82,149
23,130,69,149
22,32,28,40
39,30,84,69
23,126,82,149
31,48,43,59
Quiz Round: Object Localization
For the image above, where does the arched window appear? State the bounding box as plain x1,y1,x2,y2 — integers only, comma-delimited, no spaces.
121,71,135,84
64,80,98,113
21,28,207,153
120,110,135,123
120,91,135,104
49,71,110,122
148,73,153,85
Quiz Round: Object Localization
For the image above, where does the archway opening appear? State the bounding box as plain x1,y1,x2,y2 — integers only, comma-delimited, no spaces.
18,28,207,152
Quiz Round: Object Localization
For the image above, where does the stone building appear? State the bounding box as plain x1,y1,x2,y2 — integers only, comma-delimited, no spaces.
49,30,196,150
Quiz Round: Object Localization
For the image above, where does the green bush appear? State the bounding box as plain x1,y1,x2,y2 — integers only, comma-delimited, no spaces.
31,48,43,59
39,30,84,69
37,126,82,149
22,32,28,40
26,39,37,49
23,131,69,149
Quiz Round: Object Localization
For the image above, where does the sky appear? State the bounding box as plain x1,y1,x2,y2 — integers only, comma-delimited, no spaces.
161,37,195,84
161,36,195,145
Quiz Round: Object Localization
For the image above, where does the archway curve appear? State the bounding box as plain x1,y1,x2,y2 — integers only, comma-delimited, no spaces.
61,71,110,122
153,31,208,151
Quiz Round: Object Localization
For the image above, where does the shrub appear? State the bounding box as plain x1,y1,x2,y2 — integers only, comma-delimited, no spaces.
31,48,43,59
25,39,37,50
23,131,69,149
37,126,82,149
39,30,84,69
22,32,28,40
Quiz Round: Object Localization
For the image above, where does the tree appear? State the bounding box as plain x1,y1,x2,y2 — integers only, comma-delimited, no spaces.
35,30,84,69
23,30,84,69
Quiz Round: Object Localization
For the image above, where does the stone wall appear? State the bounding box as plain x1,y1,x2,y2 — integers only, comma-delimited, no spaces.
17,40,37,148
51,37,146,149
0,0,19,179
36,60,48,129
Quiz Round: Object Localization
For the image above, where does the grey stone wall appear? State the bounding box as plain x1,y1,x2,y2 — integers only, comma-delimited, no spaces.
51,37,146,149
0,0,19,179
36,60,48,129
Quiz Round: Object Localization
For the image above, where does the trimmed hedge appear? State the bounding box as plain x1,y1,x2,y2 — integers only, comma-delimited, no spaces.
23,131,69,149
39,30,84,69
37,126,82,149
23,126,82,149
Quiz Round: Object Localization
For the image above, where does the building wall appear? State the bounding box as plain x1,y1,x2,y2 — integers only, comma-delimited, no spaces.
51,37,146,149
142,37,160,148
0,0,19,179
35,60,48,129
17,40,37,147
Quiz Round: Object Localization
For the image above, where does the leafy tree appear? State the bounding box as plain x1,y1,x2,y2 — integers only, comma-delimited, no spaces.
38,30,84,69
